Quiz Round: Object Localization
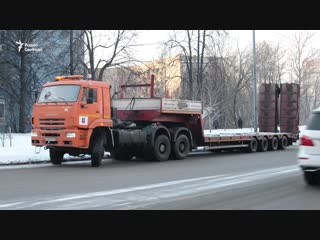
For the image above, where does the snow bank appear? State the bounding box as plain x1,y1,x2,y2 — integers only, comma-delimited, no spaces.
0,133,109,165
0,134,49,165
205,126,306,135
204,128,254,136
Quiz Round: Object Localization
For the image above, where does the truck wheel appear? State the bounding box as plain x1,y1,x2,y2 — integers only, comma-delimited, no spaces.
246,138,258,153
151,134,171,161
113,148,133,161
172,134,190,160
279,136,288,150
91,136,105,167
269,137,279,151
258,137,268,152
49,149,64,165
304,171,318,186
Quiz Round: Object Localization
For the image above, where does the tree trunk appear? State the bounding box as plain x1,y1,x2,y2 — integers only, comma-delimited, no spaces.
19,50,27,133
187,31,193,99
69,30,74,75
197,30,200,99
233,92,238,128
89,50,95,80
199,30,206,101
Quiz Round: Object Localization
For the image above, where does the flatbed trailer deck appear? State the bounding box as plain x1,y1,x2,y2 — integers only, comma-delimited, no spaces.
113,96,297,153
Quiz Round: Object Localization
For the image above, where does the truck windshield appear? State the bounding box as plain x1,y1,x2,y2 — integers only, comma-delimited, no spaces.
37,85,80,103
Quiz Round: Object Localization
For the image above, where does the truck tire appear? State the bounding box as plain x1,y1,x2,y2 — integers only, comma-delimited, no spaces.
269,137,279,151
49,149,64,165
258,137,268,152
171,134,190,160
304,171,318,186
279,136,288,150
246,138,258,153
113,148,133,161
150,134,171,161
91,136,105,167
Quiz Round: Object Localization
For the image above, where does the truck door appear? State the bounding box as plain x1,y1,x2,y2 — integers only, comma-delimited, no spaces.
78,87,103,128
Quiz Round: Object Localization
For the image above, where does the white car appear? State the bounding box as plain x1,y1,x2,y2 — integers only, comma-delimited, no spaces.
298,108,320,185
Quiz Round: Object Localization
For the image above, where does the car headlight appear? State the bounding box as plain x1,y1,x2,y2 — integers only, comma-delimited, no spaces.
31,131,38,137
66,132,76,138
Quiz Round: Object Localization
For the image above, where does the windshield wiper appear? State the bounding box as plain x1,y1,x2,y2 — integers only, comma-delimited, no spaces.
38,95,69,104
50,96,66,101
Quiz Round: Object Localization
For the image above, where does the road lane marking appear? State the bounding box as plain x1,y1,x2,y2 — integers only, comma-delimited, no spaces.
0,165,300,209
0,174,226,209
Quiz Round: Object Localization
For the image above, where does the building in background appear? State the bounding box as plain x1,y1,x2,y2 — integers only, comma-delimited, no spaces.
99,55,182,99
99,54,224,101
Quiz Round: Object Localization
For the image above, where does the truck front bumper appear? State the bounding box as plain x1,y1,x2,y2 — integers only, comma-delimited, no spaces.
31,129,90,148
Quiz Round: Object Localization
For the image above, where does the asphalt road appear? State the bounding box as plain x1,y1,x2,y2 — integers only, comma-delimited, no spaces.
0,145,318,210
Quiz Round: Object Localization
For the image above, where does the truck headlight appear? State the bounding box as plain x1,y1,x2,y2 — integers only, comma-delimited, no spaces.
31,131,38,137
66,132,76,138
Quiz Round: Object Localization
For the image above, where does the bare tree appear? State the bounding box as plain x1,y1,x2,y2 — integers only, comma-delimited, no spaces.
0,30,45,132
287,31,320,124
79,30,138,81
256,41,286,86
0,30,83,133
164,30,228,101
202,78,225,130
224,45,253,128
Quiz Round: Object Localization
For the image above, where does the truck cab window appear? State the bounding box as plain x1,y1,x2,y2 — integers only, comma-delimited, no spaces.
87,88,97,104
81,88,97,104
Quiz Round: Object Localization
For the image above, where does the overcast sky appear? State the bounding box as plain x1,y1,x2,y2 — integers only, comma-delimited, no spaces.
132,30,320,61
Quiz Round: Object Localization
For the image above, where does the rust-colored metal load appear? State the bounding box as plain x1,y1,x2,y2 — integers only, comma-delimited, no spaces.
258,83,300,134
258,84,280,132
279,83,300,134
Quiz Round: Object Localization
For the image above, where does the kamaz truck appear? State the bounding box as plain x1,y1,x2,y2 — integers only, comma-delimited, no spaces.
31,75,299,167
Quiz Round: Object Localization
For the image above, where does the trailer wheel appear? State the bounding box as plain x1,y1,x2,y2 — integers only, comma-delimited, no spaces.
91,136,105,167
49,149,64,165
246,138,258,153
258,137,268,152
279,136,288,150
113,148,133,161
171,134,190,160
269,137,279,151
151,134,171,161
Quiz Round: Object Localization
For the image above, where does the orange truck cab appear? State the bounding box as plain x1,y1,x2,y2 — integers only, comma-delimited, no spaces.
31,75,114,166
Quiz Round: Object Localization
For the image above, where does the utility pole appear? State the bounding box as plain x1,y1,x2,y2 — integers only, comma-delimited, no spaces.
253,30,257,132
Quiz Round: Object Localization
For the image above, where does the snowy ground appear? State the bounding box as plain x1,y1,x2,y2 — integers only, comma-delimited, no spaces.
0,133,95,165
0,127,306,165
0,134,49,165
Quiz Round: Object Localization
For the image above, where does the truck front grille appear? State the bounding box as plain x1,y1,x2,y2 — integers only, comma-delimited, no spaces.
42,133,60,137
39,118,65,130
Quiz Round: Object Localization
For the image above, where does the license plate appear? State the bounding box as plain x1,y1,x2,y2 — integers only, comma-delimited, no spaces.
45,137,56,142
